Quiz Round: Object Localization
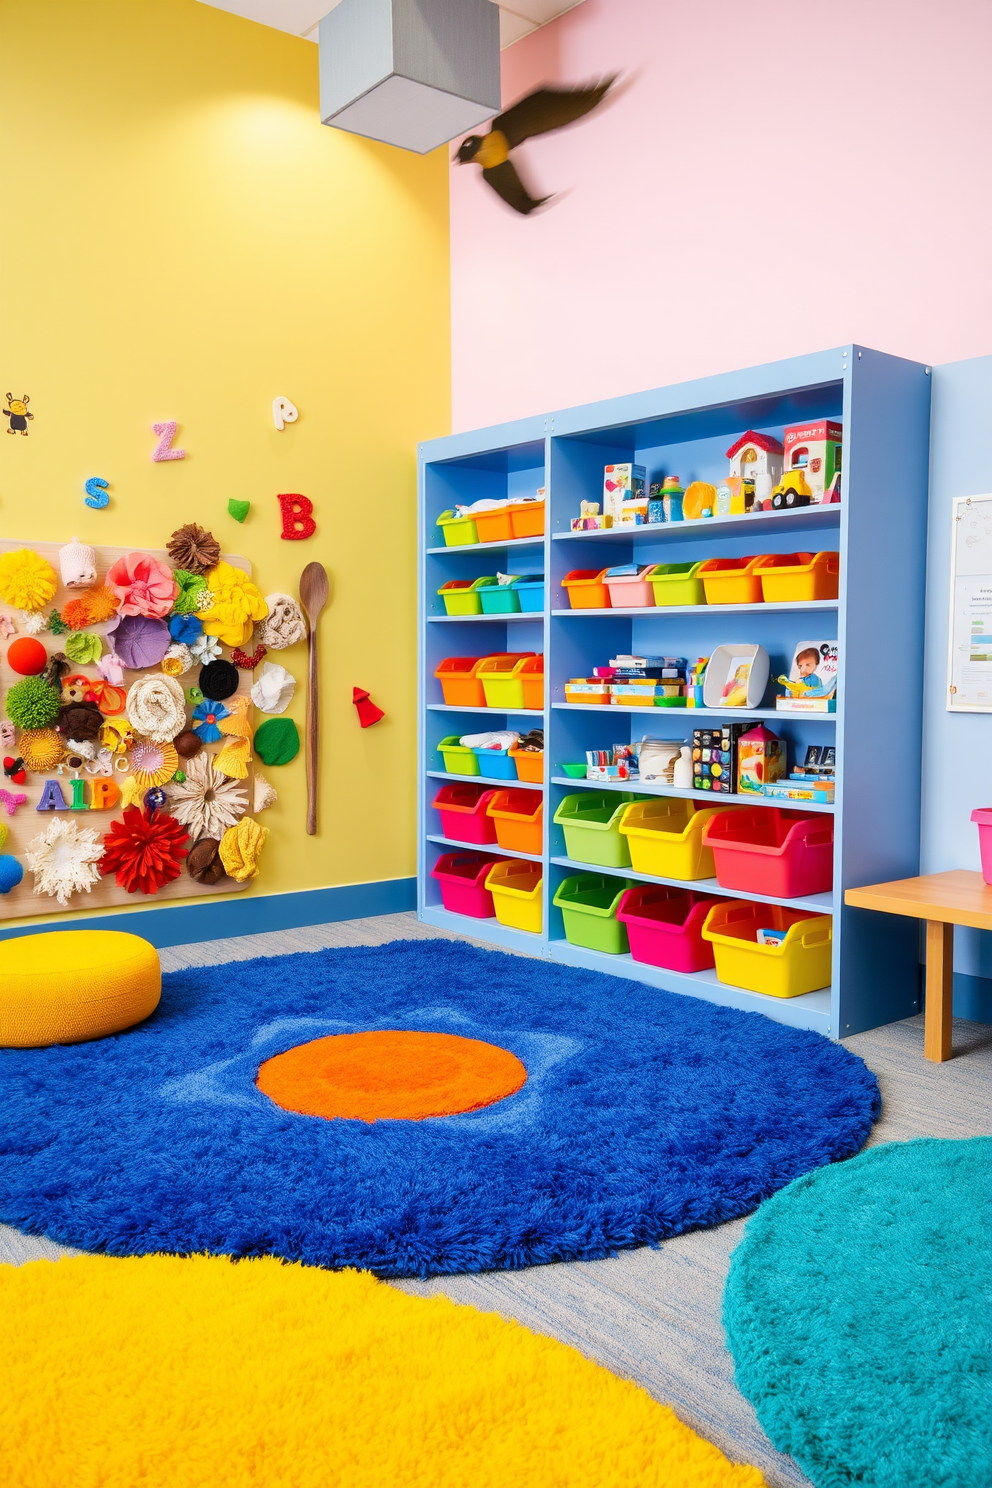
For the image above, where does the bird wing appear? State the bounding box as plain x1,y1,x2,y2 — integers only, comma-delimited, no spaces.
481,160,548,216
494,81,615,150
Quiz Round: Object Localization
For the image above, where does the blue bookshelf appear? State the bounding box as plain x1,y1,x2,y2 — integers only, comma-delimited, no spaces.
418,347,931,1038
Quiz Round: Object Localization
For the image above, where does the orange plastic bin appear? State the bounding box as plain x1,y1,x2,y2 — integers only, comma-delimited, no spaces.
486,789,543,854
474,505,514,543
562,569,611,609
434,656,486,707
510,499,546,538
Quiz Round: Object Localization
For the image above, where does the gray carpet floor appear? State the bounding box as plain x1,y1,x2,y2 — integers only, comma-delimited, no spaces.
3,911,991,1487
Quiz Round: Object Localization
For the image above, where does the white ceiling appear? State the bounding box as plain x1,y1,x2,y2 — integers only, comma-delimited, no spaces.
197,0,585,49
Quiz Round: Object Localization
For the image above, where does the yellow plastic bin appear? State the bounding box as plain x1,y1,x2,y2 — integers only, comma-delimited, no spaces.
437,581,483,616
477,654,543,710
645,561,707,607
561,569,611,609
756,551,840,603
701,902,833,997
698,556,765,605
436,510,479,547
618,799,742,880
486,860,543,933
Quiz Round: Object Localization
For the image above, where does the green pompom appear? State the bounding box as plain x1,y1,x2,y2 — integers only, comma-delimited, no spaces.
5,675,61,729
228,499,250,524
172,570,208,615
47,611,68,636
173,770,186,784
255,717,300,766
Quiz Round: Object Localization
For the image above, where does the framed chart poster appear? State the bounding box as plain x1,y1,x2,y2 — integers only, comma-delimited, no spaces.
948,494,992,711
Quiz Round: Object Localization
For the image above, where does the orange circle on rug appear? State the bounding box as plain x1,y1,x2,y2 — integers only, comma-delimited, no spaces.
256,1030,527,1122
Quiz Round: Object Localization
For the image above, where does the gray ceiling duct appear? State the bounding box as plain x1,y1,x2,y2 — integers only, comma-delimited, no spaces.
319,0,501,154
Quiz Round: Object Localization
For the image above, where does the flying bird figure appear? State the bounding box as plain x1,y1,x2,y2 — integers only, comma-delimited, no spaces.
454,79,616,215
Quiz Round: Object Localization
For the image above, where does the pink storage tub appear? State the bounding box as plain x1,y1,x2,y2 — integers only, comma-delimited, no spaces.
616,885,724,972
703,807,834,898
431,851,505,917
602,565,657,609
431,783,499,845
971,808,992,884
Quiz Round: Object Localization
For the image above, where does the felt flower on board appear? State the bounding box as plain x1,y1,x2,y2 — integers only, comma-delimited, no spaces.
106,552,178,619
169,612,202,645
219,815,267,883
64,631,103,665
97,650,126,686
105,613,171,671
0,615,15,638
171,570,210,615
0,549,58,612
214,693,253,779
167,525,221,578
164,751,247,841
162,643,194,677
60,585,120,631
125,674,186,743
25,816,104,907
257,593,306,650
102,806,189,896
192,699,229,742
190,632,222,665
124,738,181,800
250,662,295,716
197,562,268,648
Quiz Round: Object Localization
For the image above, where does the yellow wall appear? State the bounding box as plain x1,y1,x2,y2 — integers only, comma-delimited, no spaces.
0,0,450,923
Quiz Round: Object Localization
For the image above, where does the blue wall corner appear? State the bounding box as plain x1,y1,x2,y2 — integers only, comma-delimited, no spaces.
0,878,417,951
951,971,992,1023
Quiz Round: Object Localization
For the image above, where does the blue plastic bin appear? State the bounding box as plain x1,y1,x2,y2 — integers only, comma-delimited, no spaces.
512,576,545,613
471,747,518,779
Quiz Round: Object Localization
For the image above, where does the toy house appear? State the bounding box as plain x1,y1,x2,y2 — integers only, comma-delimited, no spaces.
783,420,843,502
724,430,784,506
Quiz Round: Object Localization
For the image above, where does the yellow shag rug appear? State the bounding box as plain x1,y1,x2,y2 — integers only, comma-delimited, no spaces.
0,1254,765,1488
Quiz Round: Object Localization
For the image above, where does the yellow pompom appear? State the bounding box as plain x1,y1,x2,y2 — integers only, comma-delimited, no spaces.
219,815,267,881
0,548,58,611
197,562,268,648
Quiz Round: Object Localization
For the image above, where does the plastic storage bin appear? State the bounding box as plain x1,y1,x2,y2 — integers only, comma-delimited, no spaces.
474,505,514,543
646,561,706,607
437,581,482,616
603,565,657,609
510,500,545,538
508,745,544,783
436,735,480,776
553,874,633,954
473,577,521,615
431,852,503,918
553,792,644,868
618,799,740,880
477,654,543,710
704,807,834,898
698,556,765,605
561,569,611,609
434,656,487,707
470,747,518,780
701,902,832,997
512,576,545,612
485,860,543,933
616,885,723,972
972,807,992,884
756,551,840,603
486,789,543,855
432,783,499,845
436,510,479,547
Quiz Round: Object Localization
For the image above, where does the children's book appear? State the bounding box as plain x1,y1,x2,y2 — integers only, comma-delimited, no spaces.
776,641,839,712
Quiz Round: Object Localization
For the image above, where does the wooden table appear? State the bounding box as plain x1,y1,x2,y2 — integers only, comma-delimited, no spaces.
845,870,992,1062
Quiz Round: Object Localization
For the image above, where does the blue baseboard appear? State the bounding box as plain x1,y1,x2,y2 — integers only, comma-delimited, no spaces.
951,971,992,1023
0,878,417,951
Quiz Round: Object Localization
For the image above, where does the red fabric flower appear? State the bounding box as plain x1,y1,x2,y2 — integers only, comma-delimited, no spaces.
102,806,189,895
106,552,178,619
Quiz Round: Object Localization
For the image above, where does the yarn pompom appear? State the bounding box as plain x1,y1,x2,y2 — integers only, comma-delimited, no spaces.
219,815,267,882
5,676,61,730
106,552,178,619
257,593,306,650
102,806,189,895
25,816,105,907
0,550,58,612
171,570,210,615
167,525,221,577
186,837,227,885
165,751,247,840
198,660,239,702
60,586,119,630
0,855,23,894
18,728,65,772
197,562,268,648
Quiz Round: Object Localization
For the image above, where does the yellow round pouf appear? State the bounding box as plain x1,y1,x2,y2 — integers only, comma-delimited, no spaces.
0,1255,766,1488
0,930,160,1047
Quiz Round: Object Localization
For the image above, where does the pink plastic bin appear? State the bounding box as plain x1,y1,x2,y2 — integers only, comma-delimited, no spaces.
703,807,834,898
971,808,992,884
432,784,499,845
616,885,725,972
431,851,505,917
603,565,657,609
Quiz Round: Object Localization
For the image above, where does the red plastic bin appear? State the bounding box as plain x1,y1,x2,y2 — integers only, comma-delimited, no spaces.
703,807,834,898
616,885,725,972
432,783,499,845
431,851,505,917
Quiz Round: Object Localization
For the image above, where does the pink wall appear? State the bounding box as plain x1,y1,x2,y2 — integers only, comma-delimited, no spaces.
451,0,992,432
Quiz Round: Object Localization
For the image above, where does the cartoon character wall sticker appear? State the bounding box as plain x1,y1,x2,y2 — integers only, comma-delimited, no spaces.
3,393,33,436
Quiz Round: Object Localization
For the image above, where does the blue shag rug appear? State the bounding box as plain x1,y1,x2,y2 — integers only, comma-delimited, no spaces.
724,1137,992,1488
0,938,880,1277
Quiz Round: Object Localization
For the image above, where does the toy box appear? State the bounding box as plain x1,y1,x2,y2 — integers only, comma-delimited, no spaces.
782,421,842,503
725,430,783,508
737,723,787,795
692,723,748,793
776,640,839,713
603,463,646,521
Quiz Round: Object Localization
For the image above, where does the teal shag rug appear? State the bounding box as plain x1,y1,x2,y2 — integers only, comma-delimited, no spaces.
724,1137,992,1488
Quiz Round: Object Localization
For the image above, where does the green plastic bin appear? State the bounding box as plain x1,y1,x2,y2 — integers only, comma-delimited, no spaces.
436,509,479,546
553,874,634,953
553,792,647,868
646,561,706,607
437,735,480,776
473,576,521,615
437,581,483,616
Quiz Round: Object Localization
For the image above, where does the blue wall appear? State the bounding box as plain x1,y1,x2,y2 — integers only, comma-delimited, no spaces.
922,354,992,1021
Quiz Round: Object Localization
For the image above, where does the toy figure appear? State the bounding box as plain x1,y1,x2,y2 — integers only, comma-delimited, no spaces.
3,393,33,436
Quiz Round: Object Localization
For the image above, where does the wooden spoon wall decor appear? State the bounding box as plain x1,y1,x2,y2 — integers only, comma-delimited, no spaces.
298,562,329,835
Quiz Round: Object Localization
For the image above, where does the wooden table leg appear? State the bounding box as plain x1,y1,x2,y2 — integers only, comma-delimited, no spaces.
924,919,954,1063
